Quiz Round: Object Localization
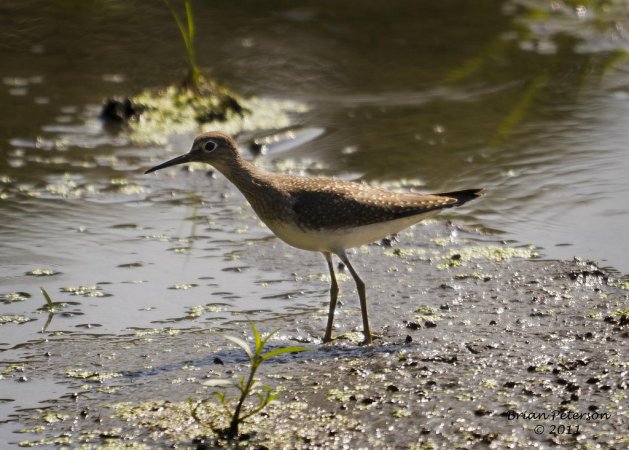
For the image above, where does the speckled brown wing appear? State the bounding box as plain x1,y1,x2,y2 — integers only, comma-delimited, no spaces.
289,178,480,230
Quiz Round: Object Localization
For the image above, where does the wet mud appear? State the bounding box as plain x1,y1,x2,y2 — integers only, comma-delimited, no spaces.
2,224,627,449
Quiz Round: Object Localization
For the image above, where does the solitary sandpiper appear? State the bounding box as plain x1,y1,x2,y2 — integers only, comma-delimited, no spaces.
145,131,482,344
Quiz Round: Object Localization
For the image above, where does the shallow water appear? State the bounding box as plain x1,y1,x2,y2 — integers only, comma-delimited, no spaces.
1,0,629,445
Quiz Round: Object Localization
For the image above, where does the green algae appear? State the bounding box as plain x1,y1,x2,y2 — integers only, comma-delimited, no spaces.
392,408,411,418
18,436,73,447
185,304,226,318
65,369,122,383
61,285,108,298
327,388,355,403
72,442,150,450
26,268,60,277
334,331,364,343
586,311,604,320
168,283,198,290
104,397,364,448
129,87,307,145
41,411,70,424
0,314,34,325
0,364,25,379
387,244,538,269
0,291,31,304
609,278,629,290
613,308,629,317
414,305,444,322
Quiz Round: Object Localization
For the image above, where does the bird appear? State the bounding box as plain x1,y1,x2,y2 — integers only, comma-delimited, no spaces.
145,131,482,345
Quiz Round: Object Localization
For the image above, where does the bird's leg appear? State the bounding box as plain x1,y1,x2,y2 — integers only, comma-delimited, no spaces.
322,252,339,343
337,251,371,345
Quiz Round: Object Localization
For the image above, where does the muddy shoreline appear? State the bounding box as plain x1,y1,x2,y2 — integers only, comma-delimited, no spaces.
3,225,627,449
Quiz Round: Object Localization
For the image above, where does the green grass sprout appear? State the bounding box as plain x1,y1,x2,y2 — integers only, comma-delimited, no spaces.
193,322,309,440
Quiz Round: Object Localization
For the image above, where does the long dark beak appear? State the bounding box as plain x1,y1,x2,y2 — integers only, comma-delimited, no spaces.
144,153,192,174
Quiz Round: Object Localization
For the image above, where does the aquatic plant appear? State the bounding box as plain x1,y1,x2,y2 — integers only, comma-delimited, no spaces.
162,0,200,90
39,287,55,311
39,287,58,332
192,322,309,440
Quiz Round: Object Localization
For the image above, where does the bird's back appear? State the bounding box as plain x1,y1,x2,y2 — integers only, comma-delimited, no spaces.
232,167,482,252
277,175,480,231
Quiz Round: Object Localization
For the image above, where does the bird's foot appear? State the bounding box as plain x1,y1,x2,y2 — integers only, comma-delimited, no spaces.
322,331,382,345
360,332,382,346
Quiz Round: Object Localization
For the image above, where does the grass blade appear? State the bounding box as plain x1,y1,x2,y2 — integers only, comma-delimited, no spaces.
40,287,53,306
225,335,253,359
261,346,309,361
184,0,195,48
250,321,262,354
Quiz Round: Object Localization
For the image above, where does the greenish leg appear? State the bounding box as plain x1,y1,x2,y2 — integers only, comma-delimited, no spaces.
337,251,371,345
322,252,339,343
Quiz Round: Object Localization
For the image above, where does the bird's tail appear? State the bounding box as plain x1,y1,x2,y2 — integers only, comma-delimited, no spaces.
437,188,484,207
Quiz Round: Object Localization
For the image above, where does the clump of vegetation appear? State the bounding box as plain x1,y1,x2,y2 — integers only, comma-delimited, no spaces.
191,322,309,440
101,0,246,128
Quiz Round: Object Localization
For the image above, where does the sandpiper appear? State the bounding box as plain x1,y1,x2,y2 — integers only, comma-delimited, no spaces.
145,132,482,344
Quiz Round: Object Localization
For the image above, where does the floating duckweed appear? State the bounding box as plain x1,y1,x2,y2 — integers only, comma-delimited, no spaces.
26,268,60,277
0,292,31,304
585,311,604,320
133,328,162,337
41,411,70,424
392,408,411,418
455,272,492,281
129,88,308,145
186,304,225,318
414,305,444,322
613,309,629,319
327,388,354,403
388,245,537,268
431,237,450,247
117,184,147,195
452,246,538,262
309,272,350,283
415,306,436,315
1,364,24,378
65,369,122,383
169,283,198,290
17,425,46,434
73,441,150,450
0,315,34,325
335,331,364,342
44,175,96,198
18,436,73,447
609,279,629,290
388,247,430,259
61,285,107,297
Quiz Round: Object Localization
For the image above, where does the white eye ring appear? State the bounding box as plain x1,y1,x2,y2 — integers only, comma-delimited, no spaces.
203,140,217,152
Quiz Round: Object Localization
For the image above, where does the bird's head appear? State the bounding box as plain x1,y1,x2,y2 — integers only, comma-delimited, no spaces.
144,132,240,174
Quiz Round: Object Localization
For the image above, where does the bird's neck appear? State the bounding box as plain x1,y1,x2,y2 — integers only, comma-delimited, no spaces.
215,156,275,199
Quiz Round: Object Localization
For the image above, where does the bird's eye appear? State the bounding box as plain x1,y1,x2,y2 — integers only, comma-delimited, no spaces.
203,140,217,152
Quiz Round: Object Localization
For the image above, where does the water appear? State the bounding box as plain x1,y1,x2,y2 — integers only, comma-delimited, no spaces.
1,0,628,443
